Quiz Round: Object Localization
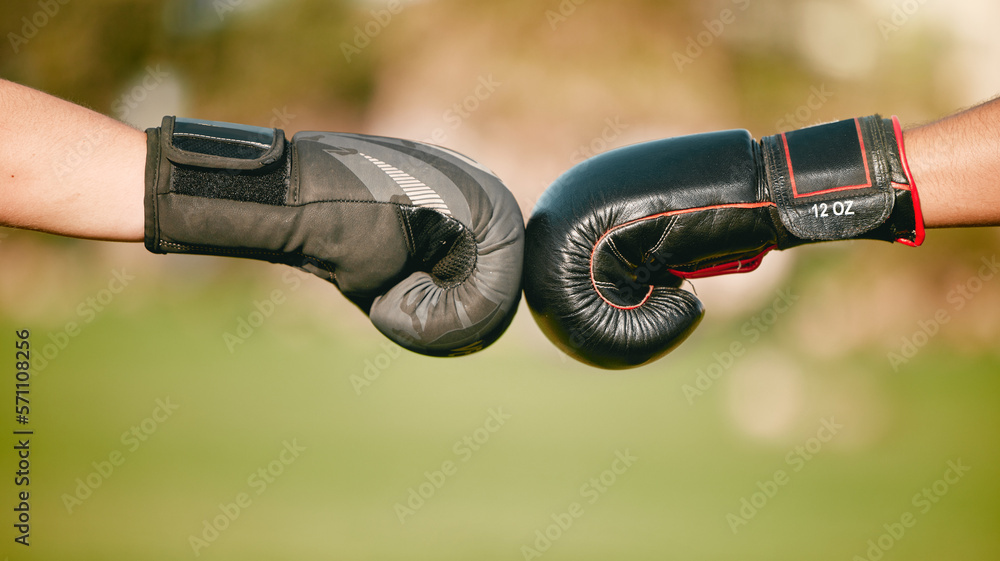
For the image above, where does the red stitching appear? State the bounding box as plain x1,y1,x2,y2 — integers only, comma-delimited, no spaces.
589,202,775,310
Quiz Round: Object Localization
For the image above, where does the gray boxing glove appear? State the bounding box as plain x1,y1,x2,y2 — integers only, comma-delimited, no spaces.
145,117,524,356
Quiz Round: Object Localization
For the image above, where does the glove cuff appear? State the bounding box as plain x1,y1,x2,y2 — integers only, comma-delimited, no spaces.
761,115,924,246
144,116,295,259
889,115,926,246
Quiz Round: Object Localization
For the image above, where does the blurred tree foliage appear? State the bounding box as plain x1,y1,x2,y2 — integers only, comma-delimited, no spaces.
0,0,960,130
1,0,377,117
1,0,992,295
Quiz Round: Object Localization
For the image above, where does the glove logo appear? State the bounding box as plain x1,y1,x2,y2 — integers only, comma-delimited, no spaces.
359,152,452,215
323,146,358,156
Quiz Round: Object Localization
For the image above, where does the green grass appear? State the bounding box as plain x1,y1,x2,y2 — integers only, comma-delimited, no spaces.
2,259,998,560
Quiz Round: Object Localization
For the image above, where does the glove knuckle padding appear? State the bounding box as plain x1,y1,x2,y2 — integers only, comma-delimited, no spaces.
291,133,525,356
146,118,523,357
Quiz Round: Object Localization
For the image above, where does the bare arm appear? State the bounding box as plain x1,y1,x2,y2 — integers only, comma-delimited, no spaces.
904,96,1000,229
0,79,997,240
0,79,145,241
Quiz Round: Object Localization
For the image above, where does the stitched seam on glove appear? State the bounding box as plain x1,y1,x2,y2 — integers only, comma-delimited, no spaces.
303,257,337,281
588,202,775,310
157,242,285,257
647,215,679,260
284,198,420,207
606,238,636,269
398,206,416,255
146,131,163,254
289,141,301,205
155,242,337,282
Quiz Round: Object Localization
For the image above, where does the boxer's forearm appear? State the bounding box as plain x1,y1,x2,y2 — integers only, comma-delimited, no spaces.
2,78,997,239
0,79,145,242
904,96,1000,229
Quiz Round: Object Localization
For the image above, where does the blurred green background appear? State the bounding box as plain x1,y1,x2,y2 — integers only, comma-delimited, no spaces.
2,0,999,559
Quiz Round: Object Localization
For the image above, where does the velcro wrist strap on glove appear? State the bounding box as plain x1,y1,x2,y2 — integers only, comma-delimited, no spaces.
761,115,924,246
144,117,295,258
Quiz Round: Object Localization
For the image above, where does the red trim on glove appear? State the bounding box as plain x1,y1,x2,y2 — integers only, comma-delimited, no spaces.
892,115,925,247
590,202,776,310
785,117,873,198
668,245,776,279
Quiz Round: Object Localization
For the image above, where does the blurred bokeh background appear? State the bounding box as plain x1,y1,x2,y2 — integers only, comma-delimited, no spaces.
1,0,998,559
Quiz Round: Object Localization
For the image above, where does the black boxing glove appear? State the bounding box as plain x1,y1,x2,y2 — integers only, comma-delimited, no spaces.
524,115,923,369
145,117,523,356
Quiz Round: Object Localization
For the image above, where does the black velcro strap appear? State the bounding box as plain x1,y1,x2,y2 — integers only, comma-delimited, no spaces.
158,116,290,206
783,118,870,196
762,115,896,241
171,160,290,206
